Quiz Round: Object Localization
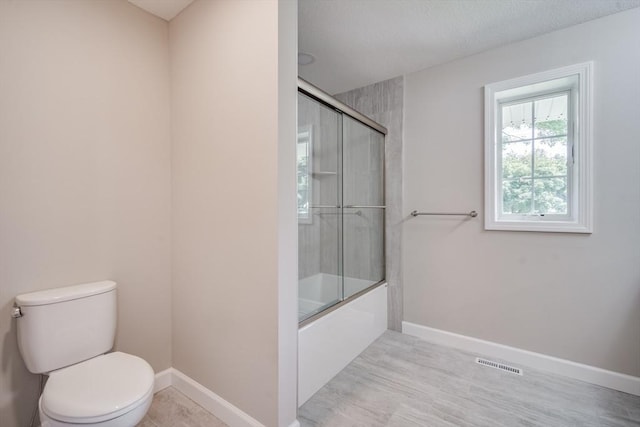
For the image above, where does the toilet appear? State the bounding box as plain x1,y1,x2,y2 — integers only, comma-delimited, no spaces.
14,281,155,427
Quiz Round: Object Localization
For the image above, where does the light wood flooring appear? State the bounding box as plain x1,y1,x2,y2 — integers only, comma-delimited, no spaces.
299,331,640,427
138,331,639,426
137,387,227,427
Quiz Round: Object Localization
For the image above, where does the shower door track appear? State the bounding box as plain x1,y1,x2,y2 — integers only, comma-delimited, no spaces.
298,78,388,136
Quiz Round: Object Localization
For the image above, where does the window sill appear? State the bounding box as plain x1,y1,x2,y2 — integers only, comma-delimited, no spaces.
485,219,592,234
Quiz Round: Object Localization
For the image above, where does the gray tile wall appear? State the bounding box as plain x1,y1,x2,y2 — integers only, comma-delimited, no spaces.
342,117,385,286
336,76,404,331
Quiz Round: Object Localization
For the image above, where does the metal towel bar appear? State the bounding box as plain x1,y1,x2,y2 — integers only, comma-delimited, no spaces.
411,210,478,218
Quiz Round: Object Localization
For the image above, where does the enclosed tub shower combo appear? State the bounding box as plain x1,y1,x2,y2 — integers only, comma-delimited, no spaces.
297,79,388,405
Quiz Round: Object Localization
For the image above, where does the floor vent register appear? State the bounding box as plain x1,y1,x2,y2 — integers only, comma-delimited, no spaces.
476,357,523,375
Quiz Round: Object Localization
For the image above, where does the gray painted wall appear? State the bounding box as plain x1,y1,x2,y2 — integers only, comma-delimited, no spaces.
336,76,405,331
0,2,172,426
170,1,298,424
403,9,640,376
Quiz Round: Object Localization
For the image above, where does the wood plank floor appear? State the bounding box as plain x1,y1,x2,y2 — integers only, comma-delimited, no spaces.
137,387,228,427
299,331,640,427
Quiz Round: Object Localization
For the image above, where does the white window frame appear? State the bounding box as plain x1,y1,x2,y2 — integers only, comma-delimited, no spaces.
484,62,593,233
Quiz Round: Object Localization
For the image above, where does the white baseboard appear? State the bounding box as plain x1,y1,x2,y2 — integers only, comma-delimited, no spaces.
402,321,640,396
154,368,173,393
170,369,264,427
153,368,300,427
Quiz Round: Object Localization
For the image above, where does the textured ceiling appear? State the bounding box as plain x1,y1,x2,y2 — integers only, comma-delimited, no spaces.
299,0,640,94
127,0,193,21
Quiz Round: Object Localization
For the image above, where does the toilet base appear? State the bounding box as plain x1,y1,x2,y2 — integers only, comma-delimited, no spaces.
39,390,153,427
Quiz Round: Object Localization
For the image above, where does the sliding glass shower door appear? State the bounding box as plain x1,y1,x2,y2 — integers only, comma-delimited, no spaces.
297,92,342,321
297,88,385,323
342,115,385,299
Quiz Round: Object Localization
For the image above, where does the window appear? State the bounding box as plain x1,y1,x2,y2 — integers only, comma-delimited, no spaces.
484,62,593,233
297,125,312,224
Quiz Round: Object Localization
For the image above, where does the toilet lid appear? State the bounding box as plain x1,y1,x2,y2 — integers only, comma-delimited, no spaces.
41,352,154,423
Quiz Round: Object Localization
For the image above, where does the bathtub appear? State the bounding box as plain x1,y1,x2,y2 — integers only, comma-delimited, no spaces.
298,279,387,406
298,273,380,321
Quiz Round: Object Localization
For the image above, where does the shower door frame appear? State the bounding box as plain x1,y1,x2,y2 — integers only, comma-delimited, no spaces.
298,77,388,327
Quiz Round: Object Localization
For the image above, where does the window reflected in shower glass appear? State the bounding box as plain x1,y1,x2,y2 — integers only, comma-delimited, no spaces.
297,125,312,224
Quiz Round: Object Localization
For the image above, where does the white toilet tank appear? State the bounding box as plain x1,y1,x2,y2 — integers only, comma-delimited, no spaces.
15,281,117,374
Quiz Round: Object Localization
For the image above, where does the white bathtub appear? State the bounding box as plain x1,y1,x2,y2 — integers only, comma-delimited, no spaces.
298,281,387,406
298,273,379,321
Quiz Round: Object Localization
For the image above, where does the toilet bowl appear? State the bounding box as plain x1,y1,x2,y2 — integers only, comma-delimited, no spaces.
39,352,154,427
13,281,156,427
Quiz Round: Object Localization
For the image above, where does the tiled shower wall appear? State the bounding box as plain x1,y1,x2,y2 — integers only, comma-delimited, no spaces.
342,118,385,283
336,76,404,331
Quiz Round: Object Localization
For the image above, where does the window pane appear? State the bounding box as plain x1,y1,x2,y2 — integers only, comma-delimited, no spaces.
533,177,567,214
502,101,533,142
534,137,567,178
503,178,532,214
534,94,568,138
502,140,532,179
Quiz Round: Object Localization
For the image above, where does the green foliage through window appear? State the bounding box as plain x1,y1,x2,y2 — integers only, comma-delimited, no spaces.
297,129,312,222
500,94,569,215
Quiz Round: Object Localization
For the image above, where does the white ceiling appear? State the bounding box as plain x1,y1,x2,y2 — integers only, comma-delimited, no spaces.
127,0,193,21
299,0,640,94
